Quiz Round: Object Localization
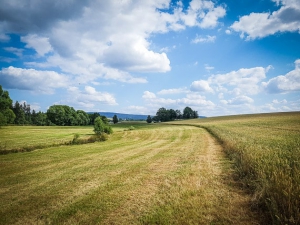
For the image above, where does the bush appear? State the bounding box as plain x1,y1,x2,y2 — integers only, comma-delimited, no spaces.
94,116,113,135
88,134,109,142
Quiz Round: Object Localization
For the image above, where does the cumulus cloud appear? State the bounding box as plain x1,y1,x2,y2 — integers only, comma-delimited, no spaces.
190,80,214,93
0,66,69,94
209,66,270,95
230,0,300,39
226,95,254,105
66,85,117,110
0,0,226,87
263,59,300,93
21,34,52,56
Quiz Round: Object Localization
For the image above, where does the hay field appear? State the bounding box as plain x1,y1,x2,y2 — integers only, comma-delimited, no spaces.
0,124,261,224
170,112,300,224
0,126,93,153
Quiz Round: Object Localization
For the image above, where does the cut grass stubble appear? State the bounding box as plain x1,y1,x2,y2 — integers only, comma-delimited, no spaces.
0,125,261,224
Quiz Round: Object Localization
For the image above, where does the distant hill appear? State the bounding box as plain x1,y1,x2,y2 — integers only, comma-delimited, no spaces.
88,112,149,120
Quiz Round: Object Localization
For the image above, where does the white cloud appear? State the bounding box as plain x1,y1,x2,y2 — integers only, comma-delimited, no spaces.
0,66,69,94
263,59,300,93
0,0,226,90
230,0,300,39
171,0,226,29
190,80,214,93
227,95,254,105
272,99,287,104
21,34,52,56
209,66,269,95
157,87,188,95
4,47,23,57
143,91,157,99
191,35,216,43
66,85,117,110
143,90,215,111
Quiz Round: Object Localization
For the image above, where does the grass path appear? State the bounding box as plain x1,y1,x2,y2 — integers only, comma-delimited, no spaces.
0,125,262,224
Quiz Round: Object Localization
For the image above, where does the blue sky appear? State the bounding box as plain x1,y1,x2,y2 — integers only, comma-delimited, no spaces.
0,0,299,116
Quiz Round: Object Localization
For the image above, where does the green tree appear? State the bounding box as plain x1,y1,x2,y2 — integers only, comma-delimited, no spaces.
35,111,47,126
89,112,100,125
183,106,194,119
156,107,170,122
169,109,177,121
175,109,182,119
12,101,26,125
94,116,113,135
113,114,118,124
193,110,199,118
0,85,15,126
76,110,90,125
94,116,105,135
146,115,152,123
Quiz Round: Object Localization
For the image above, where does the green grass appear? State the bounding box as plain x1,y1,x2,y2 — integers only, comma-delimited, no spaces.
0,126,93,152
170,111,300,224
0,123,261,224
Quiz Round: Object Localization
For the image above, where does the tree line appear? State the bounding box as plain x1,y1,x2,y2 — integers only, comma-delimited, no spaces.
0,85,109,126
147,106,199,123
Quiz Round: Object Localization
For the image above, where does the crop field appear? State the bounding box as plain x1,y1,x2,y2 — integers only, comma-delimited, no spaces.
170,112,300,224
0,123,262,224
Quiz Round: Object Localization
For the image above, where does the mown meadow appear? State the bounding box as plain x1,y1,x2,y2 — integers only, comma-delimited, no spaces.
170,111,300,224
0,112,299,224
0,123,262,224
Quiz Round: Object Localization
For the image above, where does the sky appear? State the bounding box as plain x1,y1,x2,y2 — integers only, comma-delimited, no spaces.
0,0,300,117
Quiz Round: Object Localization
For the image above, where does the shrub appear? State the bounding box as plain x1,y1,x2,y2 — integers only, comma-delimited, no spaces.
94,116,113,135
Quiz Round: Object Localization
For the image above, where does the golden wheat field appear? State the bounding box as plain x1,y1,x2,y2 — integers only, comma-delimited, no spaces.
169,111,300,224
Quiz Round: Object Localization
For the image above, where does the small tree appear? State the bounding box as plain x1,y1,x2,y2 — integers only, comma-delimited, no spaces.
113,114,118,124
93,116,113,135
146,115,152,123
94,117,105,135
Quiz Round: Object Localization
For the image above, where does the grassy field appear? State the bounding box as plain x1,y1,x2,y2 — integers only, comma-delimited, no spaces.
170,111,300,224
0,123,262,224
0,126,93,153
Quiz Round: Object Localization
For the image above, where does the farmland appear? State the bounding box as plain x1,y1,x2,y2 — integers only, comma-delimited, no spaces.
0,123,263,224
0,112,299,224
170,111,300,224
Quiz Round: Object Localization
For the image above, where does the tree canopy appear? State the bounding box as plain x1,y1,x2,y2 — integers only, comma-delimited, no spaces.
151,106,199,122
113,114,118,124
0,85,15,126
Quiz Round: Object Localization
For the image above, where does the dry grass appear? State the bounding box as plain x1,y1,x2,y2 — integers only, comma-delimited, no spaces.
170,111,300,224
0,124,261,224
